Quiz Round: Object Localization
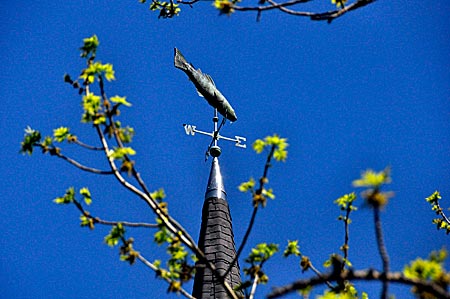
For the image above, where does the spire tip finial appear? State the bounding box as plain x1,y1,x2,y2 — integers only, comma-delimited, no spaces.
209,145,221,157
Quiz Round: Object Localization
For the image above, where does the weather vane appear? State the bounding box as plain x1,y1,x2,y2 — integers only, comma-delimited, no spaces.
174,48,246,159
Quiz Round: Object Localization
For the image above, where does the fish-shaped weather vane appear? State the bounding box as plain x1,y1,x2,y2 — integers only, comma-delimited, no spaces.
175,48,245,159
174,48,237,122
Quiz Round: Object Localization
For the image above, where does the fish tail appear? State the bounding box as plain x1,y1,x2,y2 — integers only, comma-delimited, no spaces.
174,48,188,71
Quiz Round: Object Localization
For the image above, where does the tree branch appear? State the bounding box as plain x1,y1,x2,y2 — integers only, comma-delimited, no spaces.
374,206,390,299
267,269,450,299
309,263,334,289
249,273,259,299
340,203,352,273
72,138,104,151
223,144,276,279
71,199,159,228
231,0,376,22
310,0,377,22
46,147,114,175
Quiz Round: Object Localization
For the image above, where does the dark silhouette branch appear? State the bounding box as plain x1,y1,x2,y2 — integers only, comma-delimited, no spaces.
309,263,334,289
310,0,377,22
374,206,390,299
267,269,450,299
223,144,276,280
340,203,351,273
71,198,159,228
72,138,104,151
42,145,114,175
177,0,377,22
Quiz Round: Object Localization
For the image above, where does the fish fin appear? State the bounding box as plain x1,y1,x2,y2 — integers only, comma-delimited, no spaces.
205,73,216,86
174,48,188,71
196,88,204,97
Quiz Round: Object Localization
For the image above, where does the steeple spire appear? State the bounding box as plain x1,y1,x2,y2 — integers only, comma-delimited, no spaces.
182,108,245,298
192,155,242,298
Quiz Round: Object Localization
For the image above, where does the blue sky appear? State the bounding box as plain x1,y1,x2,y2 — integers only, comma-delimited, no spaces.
1,1,449,298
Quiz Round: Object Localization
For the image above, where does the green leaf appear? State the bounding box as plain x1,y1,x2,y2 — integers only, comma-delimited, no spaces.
352,167,391,188
334,192,357,209
104,223,125,247
93,115,106,125
154,225,172,245
81,93,101,122
80,187,92,205
20,126,41,155
54,187,75,204
53,127,71,142
80,35,99,58
403,248,448,283
426,190,441,203
273,147,288,162
80,62,115,84
110,95,132,107
117,125,135,144
108,147,136,160
331,0,348,8
262,188,275,200
80,214,94,229
246,243,279,264
238,178,255,193
151,188,166,202
252,139,265,154
283,240,301,257
102,63,115,81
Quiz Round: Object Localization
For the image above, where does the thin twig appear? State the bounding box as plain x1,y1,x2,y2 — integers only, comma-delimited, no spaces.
340,204,352,272
71,199,158,228
309,263,334,289
223,206,258,279
223,144,276,279
233,0,376,22
176,0,200,5
72,138,104,151
267,269,450,299
249,273,259,299
233,0,312,13
310,0,376,22
374,206,390,299
46,146,113,174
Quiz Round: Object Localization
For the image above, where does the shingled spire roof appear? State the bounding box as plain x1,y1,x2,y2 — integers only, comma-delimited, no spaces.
192,156,242,299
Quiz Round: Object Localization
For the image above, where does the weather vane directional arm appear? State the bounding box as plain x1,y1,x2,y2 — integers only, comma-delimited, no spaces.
183,109,246,159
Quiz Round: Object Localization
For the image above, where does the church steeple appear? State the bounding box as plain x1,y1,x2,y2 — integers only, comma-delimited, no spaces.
182,107,245,298
192,154,242,298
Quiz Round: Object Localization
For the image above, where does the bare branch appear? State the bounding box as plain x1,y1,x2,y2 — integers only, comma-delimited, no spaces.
46,147,114,175
310,0,377,22
223,144,276,279
71,199,158,228
309,263,334,289
72,138,104,151
249,273,259,299
374,207,390,299
340,202,352,273
233,0,376,22
267,269,450,299
233,0,312,13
